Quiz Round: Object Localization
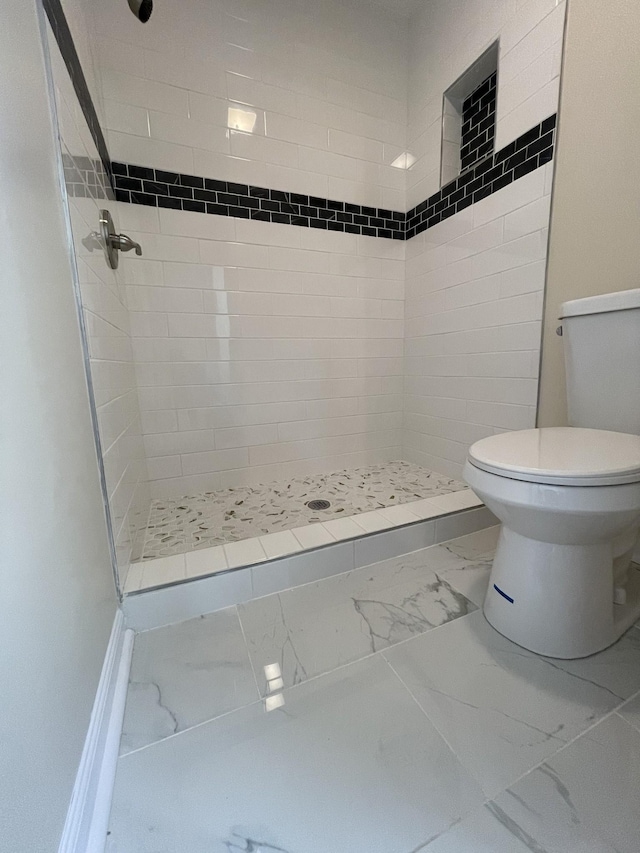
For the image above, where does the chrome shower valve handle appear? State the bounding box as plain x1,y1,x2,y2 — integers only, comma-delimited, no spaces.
110,233,142,255
99,209,142,269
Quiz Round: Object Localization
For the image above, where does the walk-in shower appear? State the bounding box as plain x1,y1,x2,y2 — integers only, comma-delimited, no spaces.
42,0,562,598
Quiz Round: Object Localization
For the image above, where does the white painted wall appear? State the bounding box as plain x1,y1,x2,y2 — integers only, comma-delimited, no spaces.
403,0,565,478
0,2,117,849
46,24,148,586
538,0,640,426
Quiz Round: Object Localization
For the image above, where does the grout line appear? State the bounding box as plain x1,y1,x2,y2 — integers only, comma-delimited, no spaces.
118,694,266,760
382,623,640,810
235,603,262,701
382,653,491,797
119,606,483,759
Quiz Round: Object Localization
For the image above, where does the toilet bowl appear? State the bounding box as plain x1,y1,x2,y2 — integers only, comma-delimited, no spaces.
461,288,640,658
464,427,640,658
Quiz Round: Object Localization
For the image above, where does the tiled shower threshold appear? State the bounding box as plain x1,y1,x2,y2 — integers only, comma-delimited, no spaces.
125,462,485,595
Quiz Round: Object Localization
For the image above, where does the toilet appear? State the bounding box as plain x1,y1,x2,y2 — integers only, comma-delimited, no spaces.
464,288,640,658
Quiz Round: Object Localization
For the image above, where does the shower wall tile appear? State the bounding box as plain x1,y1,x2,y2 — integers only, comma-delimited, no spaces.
407,0,566,210
120,205,405,497
402,0,565,479
91,0,408,211
403,163,552,479
46,28,149,590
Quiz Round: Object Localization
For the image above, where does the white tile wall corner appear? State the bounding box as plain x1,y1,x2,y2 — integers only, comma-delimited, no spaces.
406,0,566,209
91,0,408,210
46,28,149,590
402,161,553,479
401,0,565,481
120,205,405,496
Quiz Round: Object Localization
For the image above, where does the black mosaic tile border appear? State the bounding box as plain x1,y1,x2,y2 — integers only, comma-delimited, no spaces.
112,163,406,240
43,0,113,188
405,114,556,239
43,0,554,242
115,114,555,241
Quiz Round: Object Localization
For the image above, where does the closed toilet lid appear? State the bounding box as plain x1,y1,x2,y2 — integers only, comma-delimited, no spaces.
468,428,640,486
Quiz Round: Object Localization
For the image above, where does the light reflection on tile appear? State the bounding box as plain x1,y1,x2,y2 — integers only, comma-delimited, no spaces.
238,546,476,695
108,657,485,852
120,607,258,754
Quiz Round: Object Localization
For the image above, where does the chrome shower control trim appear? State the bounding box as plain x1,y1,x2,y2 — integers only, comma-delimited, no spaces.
99,209,142,269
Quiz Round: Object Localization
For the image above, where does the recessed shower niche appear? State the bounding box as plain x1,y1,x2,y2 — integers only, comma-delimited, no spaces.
441,42,499,186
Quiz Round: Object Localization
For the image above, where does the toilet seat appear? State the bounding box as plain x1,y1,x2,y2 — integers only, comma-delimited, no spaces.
468,427,640,487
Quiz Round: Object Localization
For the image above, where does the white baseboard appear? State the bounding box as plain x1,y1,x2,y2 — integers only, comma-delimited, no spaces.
58,609,134,853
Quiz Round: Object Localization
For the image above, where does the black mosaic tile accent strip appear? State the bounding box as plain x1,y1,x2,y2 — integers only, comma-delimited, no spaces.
43,0,113,189
460,72,497,173
112,165,407,241
405,114,556,240
116,114,555,242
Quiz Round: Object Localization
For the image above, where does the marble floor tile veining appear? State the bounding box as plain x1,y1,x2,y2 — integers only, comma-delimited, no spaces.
120,608,259,754
108,656,486,853
426,712,640,852
383,609,640,798
109,528,640,852
238,546,477,696
136,460,467,560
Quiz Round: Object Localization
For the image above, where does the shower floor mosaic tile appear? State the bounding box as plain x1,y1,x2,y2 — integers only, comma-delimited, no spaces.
135,461,467,560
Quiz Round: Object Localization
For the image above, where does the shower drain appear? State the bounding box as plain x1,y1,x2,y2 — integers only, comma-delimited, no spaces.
306,499,331,511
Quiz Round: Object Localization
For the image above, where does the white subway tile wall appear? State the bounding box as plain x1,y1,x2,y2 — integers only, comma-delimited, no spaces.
407,0,566,210
51,0,566,529
118,204,405,496
46,30,148,589
403,0,565,478
92,0,408,211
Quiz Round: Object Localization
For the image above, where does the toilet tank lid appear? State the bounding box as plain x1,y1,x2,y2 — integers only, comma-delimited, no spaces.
561,288,640,319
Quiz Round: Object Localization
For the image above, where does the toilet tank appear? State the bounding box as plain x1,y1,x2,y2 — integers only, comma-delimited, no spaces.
561,288,640,434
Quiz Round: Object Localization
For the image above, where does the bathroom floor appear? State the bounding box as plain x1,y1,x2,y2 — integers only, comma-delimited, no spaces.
108,527,640,852
134,460,467,560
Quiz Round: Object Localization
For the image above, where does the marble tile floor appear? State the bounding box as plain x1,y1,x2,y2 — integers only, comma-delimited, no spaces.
108,527,640,852
134,460,468,560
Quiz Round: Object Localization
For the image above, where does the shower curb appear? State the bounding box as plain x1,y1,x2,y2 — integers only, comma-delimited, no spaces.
123,505,497,631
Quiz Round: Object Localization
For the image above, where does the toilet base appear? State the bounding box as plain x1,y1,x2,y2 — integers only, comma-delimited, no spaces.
484,527,640,658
